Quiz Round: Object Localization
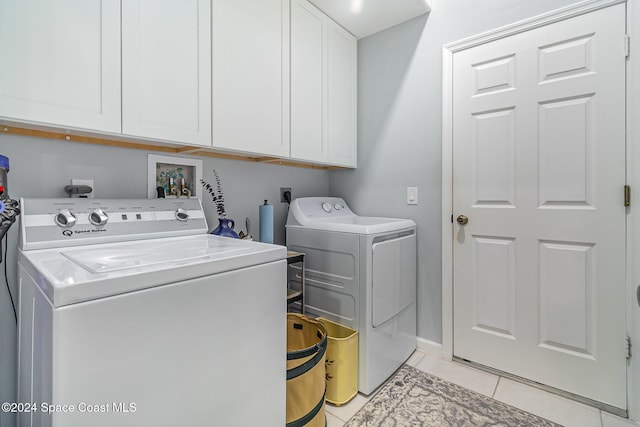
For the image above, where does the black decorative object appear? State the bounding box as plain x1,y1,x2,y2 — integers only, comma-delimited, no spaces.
200,169,227,218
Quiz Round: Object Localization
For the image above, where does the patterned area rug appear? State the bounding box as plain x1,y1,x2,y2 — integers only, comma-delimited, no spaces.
345,365,563,427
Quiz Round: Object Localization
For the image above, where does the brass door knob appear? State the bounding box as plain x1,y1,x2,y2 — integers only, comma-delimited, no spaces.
457,215,469,225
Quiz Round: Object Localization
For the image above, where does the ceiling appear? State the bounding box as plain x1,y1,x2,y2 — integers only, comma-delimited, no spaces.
308,0,431,39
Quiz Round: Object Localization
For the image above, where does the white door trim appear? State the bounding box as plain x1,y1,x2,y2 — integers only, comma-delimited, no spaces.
445,0,625,54
626,0,639,421
441,0,635,418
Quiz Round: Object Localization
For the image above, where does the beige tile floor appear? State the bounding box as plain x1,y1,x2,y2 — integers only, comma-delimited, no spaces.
324,350,640,427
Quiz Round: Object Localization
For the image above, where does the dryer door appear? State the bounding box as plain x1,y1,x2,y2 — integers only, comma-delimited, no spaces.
371,231,416,328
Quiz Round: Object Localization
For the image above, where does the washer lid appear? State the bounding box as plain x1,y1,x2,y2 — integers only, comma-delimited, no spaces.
61,238,252,274
19,234,286,307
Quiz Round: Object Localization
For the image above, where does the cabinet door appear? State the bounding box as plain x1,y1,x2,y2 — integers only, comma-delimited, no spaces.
122,0,211,146
0,0,121,133
291,0,358,167
290,0,326,162
211,0,290,157
327,22,357,167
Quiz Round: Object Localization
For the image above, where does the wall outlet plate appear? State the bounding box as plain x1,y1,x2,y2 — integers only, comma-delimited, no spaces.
280,187,292,203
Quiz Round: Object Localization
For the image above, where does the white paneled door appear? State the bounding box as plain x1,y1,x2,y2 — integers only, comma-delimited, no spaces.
452,4,626,410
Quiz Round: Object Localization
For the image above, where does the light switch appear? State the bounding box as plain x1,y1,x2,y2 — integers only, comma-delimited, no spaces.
407,187,418,205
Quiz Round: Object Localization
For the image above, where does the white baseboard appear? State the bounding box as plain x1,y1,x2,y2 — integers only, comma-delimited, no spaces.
416,337,444,359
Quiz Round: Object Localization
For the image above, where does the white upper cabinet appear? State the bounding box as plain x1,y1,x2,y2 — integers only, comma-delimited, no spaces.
0,0,121,133
0,0,355,166
327,22,357,167
291,0,357,167
291,0,326,162
211,0,290,157
122,0,212,146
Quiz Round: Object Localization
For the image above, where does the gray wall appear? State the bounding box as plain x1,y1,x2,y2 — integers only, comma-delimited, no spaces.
0,133,329,426
329,0,580,343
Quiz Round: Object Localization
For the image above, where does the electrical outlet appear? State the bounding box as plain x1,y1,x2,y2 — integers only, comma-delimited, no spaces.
280,187,292,203
71,179,94,198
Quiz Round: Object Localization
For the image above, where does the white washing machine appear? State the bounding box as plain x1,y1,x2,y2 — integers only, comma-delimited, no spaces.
286,197,416,394
17,198,286,427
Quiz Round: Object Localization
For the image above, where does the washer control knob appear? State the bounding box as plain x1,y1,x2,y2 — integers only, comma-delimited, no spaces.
89,208,109,226
334,203,341,211
321,202,332,213
175,208,189,222
55,209,77,228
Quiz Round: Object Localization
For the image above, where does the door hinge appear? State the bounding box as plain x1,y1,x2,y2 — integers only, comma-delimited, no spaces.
625,34,630,59
451,214,454,224
625,185,631,207
626,336,632,360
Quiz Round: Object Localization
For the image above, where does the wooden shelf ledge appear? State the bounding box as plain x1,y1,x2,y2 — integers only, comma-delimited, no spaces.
1,124,342,170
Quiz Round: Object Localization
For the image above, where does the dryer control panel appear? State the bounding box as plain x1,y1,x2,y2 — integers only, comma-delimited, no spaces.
20,198,208,250
287,197,355,225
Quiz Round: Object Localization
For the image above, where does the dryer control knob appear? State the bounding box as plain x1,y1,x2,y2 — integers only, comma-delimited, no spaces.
334,203,341,210
321,202,332,213
55,209,77,228
175,208,189,222
89,209,109,226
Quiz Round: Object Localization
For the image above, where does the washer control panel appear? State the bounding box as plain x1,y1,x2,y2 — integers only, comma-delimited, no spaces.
54,209,78,228
175,208,189,222
88,208,109,226
20,198,208,250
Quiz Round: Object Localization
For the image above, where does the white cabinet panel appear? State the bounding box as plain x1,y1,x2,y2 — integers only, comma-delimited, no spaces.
0,0,121,133
291,0,326,161
327,23,357,167
211,0,289,157
122,0,211,146
291,0,357,167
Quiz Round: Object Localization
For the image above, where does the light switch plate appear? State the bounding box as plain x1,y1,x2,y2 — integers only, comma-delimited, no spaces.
407,187,418,205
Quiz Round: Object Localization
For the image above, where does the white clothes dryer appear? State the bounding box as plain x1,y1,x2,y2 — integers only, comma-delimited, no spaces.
17,198,286,427
286,197,416,395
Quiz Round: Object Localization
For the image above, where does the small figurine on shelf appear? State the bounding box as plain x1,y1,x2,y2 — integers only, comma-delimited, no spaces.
157,165,192,198
201,169,239,238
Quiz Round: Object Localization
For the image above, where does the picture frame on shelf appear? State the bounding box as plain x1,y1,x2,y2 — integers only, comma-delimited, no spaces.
147,154,203,200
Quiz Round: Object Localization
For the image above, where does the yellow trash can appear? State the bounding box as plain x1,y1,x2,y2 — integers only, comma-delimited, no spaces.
286,314,327,427
317,317,358,406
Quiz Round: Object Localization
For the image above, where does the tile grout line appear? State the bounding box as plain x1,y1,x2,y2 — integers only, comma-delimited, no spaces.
412,351,426,366
325,405,349,423
326,409,348,426
492,376,502,399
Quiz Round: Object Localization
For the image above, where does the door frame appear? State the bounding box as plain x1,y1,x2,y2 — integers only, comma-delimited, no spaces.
440,0,637,419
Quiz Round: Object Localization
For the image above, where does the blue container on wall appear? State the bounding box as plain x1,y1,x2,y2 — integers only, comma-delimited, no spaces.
259,200,274,243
